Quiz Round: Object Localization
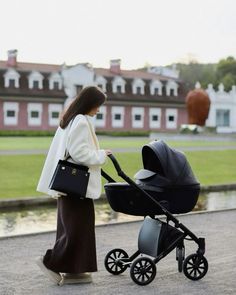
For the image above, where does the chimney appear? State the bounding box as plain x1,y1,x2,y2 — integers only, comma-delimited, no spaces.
7,49,18,67
110,59,121,74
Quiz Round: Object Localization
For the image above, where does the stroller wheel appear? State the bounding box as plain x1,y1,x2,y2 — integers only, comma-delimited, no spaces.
104,248,129,275
130,257,156,286
183,253,208,280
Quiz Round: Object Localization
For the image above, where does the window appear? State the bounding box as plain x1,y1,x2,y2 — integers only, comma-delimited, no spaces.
135,114,141,121
9,79,16,88
168,115,174,122
132,107,144,128
76,85,83,93
216,110,230,127
4,69,20,88
117,85,122,93
154,88,159,95
136,87,142,95
3,102,19,125
7,110,15,117
152,115,158,121
166,109,177,129
33,81,39,89
150,80,162,95
53,81,60,90
52,111,59,119
114,114,121,120
166,80,178,96
149,108,161,129
95,75,107,92
111,106,124,128
28,71,43,89
49,73,62,90
31,111,39,118
112,77,126,93
96,113,103,120
48,104,63,126
27,103,42,126
94,106,106,128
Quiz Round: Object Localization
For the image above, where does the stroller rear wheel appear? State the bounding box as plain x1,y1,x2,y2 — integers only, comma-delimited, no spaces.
104,248,129,275
130,257,156,286
183,253,208,280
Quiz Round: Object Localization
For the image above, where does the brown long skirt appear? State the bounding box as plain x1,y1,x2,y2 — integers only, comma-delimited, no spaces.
43,196,97,273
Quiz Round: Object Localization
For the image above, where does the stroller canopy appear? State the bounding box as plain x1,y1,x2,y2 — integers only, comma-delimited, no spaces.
139,140,199,187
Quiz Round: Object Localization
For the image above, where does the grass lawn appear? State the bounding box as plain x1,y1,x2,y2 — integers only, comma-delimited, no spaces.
0,150,236,199
0,136,236,150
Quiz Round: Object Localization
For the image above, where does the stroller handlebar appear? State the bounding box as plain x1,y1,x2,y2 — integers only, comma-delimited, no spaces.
108,154,123,175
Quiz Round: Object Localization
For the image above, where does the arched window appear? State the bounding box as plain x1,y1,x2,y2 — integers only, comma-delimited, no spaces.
95,75,107,92
150,80,163,95
112,76,126,94
28,71,44,89
4,69,20,88
49,72,63,90
166,80,178,96
132,78,145,95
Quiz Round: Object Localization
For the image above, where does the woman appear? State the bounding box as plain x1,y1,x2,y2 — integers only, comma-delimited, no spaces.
36,86,112,286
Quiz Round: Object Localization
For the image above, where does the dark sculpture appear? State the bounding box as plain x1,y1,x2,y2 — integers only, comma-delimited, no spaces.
186,89,211,126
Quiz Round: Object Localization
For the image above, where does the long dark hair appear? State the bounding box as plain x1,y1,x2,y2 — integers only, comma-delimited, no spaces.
60,86,107,129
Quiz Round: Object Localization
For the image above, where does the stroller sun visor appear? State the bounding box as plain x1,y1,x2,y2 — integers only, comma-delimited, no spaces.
141,140,199,186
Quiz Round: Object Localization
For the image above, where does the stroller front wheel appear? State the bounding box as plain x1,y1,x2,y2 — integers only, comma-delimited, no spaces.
104,248,129,275
183,253,208,280
130,257,156,286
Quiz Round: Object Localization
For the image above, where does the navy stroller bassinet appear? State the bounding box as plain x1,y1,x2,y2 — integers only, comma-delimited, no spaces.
104,140,200,216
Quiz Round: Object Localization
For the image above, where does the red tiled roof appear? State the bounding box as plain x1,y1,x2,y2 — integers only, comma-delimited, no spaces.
0,60,61,72
94,68,179,81
0,60,180,82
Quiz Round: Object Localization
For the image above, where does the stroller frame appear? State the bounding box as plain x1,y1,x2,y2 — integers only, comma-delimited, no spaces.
102,154,208,286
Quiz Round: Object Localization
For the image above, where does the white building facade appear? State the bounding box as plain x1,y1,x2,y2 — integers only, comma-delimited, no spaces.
205,83,236,133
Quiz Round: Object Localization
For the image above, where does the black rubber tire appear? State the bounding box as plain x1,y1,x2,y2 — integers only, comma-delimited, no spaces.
130,257,156,286
183,253,208,280
104,248,129,275
176,246,185,273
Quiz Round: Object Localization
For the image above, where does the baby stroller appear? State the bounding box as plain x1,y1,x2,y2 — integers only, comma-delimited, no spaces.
101,140,208,286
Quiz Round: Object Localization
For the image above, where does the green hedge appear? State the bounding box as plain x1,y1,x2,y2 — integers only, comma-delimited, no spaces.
0,130,55,137
96,131,150,137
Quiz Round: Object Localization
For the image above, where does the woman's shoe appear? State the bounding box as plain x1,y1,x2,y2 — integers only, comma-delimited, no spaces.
36,256,62,284
58,273,92,286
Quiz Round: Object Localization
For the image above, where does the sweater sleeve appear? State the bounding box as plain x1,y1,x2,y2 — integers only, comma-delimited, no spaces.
67,118,106,166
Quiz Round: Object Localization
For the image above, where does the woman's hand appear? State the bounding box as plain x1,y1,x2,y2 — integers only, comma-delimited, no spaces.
105,149,112,156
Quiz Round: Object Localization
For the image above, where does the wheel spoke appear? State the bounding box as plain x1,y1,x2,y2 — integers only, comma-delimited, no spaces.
107,261,115,265
189,269,195,276
144,273,150,280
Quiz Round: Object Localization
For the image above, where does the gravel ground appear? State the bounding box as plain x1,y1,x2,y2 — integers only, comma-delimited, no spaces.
0,209,236,295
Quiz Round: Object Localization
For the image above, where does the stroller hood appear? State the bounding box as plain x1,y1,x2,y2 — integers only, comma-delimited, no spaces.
139,140,200,187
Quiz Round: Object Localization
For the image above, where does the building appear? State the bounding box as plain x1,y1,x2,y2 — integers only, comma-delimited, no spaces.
205,83,236,133
0,50,189,132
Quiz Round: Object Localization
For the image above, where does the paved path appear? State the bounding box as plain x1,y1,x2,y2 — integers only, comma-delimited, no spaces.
0,209,236,295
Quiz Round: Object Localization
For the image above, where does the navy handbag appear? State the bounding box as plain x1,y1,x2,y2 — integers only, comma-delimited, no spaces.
49,156,90,199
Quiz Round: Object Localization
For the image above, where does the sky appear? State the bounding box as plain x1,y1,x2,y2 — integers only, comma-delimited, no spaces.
1,0,236,69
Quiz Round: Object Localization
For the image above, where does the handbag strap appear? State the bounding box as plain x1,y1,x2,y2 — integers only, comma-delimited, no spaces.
64,118,75,160
64,116,99,161
85,116,99,149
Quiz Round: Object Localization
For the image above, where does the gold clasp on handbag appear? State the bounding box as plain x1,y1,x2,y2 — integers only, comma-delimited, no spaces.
72,168,77,175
